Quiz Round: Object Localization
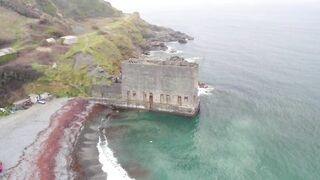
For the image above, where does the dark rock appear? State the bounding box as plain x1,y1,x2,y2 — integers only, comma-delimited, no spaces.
138,23,194,54
169,56,185,61
142,51,150,55
143,41,168,52
38,18,50,25
198,82,208,88
178,39,188,44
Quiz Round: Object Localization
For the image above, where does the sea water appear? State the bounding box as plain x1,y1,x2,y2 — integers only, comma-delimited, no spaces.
98,3,320,180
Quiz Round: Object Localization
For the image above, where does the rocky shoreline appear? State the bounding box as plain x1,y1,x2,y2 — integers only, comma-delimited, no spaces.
71,104,110,180
0,1,196,178
0,27,194,180
141,26,194,54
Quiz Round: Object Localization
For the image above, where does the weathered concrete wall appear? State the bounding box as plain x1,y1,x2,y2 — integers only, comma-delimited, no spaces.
120,59,199,116
88,97,200,117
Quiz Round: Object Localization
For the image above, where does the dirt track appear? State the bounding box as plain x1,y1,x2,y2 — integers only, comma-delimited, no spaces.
0,98,97,179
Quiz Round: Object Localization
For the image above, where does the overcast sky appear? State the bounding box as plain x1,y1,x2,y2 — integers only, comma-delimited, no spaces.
108,0,318,12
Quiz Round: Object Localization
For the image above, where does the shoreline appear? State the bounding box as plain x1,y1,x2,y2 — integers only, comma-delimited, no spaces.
0,93,203,179
71,104,110,180
0,98,101,179
0,97,129,180
0,40,197,179
72,106,136,180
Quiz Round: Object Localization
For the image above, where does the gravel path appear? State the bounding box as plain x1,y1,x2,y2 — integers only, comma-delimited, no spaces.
0,98,69,172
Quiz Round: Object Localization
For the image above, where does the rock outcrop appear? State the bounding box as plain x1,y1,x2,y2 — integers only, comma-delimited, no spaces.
0,0,41,18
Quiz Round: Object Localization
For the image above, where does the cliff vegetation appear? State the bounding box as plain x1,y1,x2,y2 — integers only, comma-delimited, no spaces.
0,0,192,106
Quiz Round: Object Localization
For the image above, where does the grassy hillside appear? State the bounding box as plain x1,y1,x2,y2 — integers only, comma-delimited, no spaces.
0,0,120,19
25,14,147,98
50,0,121,19
0,0,191,106
0,6,35,48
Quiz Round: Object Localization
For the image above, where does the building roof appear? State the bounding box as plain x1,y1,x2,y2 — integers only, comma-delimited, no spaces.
123,56,198,67
0,48,16,57
61,35,77,40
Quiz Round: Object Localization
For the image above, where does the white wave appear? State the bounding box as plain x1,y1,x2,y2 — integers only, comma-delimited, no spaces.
97,137,134,180
198,86,215,96
185,57,203,63
165,46,183,54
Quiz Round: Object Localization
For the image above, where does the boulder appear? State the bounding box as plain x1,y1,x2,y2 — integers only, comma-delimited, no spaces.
61,36,78,45
178,39,187,44
46,38,56,44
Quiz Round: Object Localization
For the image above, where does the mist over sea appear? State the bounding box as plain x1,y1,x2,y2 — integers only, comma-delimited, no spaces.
98,2,320,179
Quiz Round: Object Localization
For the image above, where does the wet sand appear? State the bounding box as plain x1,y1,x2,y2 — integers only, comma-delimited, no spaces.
72,105,110,180
73,108,148,180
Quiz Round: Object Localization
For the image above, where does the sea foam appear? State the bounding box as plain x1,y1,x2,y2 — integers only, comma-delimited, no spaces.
97,137,134,180
198,86,214,96
185,57,203,63
166,46,183,54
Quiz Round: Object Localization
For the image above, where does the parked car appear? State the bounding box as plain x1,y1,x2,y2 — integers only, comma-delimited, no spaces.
37,100,46,104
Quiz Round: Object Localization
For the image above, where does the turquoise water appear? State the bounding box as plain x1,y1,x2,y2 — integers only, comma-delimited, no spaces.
105,4,320,180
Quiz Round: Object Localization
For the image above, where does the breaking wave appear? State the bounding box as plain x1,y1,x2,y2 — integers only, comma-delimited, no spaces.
185,57,203,63
97,137,134,180
166,46,183,54
198,86,215,96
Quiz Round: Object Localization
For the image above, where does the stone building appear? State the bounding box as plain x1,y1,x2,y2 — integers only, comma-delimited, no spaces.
121,57,199,116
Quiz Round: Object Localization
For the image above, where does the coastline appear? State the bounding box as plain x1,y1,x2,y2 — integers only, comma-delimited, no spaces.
0,1,196,179
72,106,136,180
0,43,196,180
71,104,109,180
0,97,130,180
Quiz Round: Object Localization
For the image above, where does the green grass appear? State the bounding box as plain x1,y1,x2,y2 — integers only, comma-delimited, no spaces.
64,33,124,73
31,62,44,69
0,53,17,65
6,11,157,99
0,2,161,102
50,0,120,19
32,14,151,96
0,107,11,116
31,31,126,96
106,17,145,45
35,0,57,16
0,7,34,46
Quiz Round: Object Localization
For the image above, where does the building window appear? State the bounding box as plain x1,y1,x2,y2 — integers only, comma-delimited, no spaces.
177,96,182,106
127,91,130,100
166,95,170,103
132,91,136,99
160,94,164,103
149,93,154,105
184,96,189,103
143,92,147,101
